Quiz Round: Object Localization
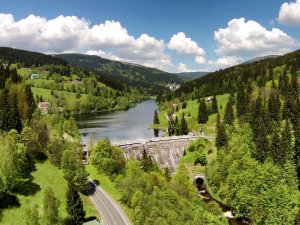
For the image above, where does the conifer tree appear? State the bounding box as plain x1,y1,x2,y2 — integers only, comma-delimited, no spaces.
224,95,234,125
43,188,60,225
66,181,85,225
268,91,280,122
211,95,218,114
179,113,189,135
141,148,154,172
271,132,281,164
279,120,292,165
198,98,208,124
8,90,23,133
253,119,269,163
236,85,249,121
153,109,160,124
215,113,227,148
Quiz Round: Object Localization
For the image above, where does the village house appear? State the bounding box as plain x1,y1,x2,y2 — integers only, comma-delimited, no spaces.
38,102,51,113
30,73,40,79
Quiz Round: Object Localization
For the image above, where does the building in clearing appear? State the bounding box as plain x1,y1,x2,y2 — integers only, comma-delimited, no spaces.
38,102,51,113
206,97,213,102
31,73,39,79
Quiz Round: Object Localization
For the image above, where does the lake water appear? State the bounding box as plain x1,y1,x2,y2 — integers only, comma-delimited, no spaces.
77,100,163,147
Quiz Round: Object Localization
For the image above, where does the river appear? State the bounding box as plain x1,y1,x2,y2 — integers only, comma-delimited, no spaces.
76,100,163,147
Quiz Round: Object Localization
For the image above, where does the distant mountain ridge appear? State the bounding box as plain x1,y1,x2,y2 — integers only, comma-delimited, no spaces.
56,53,184,94
177,71,209,80
243,55,280,64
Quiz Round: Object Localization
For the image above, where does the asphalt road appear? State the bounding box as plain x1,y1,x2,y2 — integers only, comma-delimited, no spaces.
89,181,132,225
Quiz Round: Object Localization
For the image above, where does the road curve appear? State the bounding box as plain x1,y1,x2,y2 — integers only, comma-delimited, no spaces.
89,181,132,225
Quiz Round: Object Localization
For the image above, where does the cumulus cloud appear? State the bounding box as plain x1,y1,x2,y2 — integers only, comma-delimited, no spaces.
0,13,171,70
208,56,242,69
277,0,300,26
177,63,194,73
214,18,298,58
168,32,205,64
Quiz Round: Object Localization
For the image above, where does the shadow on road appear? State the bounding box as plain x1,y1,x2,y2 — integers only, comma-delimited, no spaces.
84,180,98,195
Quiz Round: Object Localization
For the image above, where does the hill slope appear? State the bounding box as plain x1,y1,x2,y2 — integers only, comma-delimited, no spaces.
170,49,300,99
56,53,183,94
0,47,67,66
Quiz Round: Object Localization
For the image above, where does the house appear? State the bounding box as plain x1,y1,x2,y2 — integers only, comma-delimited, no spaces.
38,102,51,113
206,97,213,102
31,73,39,79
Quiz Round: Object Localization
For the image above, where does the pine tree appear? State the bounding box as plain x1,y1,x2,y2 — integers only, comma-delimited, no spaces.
153,109,160,124
271,132,281,164
66,181,85,225
179,113,189,135
43,188,60,225
268,91,280,122
224,95,234,125
236,85,249,121
279,120,292,165
253,119,269,163
141,148,154,172
211,95,218,114
198,98,208,124
215,113,227,148
25,85,36,120
8,90,23,132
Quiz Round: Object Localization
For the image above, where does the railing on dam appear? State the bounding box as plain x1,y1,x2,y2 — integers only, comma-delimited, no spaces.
113,135,198,146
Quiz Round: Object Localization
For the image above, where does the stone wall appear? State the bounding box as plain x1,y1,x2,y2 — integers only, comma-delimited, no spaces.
116,136,197,172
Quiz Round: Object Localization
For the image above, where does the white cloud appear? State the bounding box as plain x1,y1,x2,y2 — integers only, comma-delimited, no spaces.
214,18,298,58
0,13,171,70
168,32,205,64
177,63,194,73
208,56,242,70
277,0,300,26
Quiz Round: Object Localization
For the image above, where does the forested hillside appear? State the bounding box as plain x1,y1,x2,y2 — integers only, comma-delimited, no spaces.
0,47,147,115
155,49,300,224
0,47,67,67
163,49,300,101
56,53,183,94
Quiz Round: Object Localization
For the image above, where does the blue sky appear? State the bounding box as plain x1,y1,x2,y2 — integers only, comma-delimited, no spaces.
0,0,299,72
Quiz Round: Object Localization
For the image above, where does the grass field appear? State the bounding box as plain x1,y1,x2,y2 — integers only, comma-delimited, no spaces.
150,93,230,135
0,161,97,225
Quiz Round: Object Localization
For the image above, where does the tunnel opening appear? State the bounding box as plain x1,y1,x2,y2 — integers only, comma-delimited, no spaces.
195,177,204,188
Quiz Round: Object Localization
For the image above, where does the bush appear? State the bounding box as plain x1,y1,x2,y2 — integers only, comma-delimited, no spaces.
194,151,207,166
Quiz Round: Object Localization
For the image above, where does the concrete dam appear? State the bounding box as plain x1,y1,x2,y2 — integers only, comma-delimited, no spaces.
114,135,198,172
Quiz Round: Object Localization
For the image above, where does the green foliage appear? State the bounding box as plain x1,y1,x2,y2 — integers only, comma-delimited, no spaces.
215,114,228,148
153,109,160,124
25,204,40,225
66,181,85,225
0,134,27,199
42,187,61,225
90,138,126,176
211,95,218,114
61,149,89,193
223,95,234,125
194,150,207,165
198,98,208,124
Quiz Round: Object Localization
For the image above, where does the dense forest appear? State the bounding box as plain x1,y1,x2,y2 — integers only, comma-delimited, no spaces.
158,49,300,101
156,49,300,224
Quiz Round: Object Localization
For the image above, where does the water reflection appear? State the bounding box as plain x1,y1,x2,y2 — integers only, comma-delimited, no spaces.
76,100,165,147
